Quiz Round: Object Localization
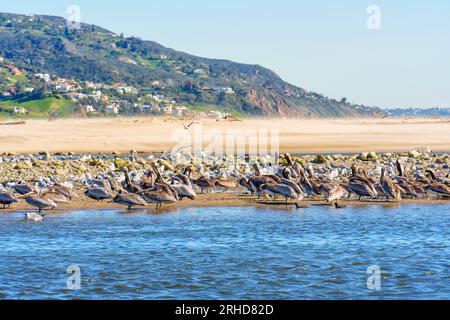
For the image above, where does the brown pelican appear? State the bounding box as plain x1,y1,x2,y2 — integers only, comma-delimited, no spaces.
51,184,78,200
349,165,378,200
140,163,180,209
42,191,71,204
22,192,57,213
326,184,349,203
297,166,319,197
172,173,197,200
122,167,143,193
247,163,280,197
89,178,111,190
113,191,147,210
84,188,113,201
140,170,156,190
306,165,324,193
425,183,450,197
192,176,215,194
0,191,18,209
238,177,256,194
380,168,402,201
279,169,304,198
394,160,424,198
214,179,238,192
13,181,34,195
424,170,450,197
140,184,179,210
260,183,303,204
396,177,419,199
281,154,299,179
425,170,449,185
105,176,121,192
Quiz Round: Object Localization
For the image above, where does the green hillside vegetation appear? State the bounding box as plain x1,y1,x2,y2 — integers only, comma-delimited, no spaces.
0,12,385,118
0,97,77,118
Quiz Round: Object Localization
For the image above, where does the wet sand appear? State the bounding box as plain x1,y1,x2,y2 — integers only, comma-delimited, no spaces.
3,192,448,214
1,117,450,154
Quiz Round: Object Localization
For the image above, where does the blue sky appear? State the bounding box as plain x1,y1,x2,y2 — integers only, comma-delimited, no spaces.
1,0,449,108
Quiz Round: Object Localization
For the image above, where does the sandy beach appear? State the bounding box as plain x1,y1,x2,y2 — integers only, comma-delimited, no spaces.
1,117,450,154
3,192,448,214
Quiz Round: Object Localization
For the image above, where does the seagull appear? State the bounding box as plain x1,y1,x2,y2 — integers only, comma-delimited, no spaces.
24,212,44,222
183,121,201,130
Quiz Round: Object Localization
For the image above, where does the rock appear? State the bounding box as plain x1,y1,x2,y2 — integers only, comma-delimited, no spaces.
55,169,66,176
357,152,369,161
114,158,133,169
311,155,327,164
39,151,52,160
13,161,33,170
158,159,175,171
136,158,147,166
418,146,432,154
367,151,379,161
293,158,306,168
408,149,421,159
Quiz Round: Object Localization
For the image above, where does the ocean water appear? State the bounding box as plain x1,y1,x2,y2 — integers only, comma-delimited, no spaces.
0,204,448,300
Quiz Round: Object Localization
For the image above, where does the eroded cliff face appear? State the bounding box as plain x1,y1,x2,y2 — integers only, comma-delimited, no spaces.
246,89,310,117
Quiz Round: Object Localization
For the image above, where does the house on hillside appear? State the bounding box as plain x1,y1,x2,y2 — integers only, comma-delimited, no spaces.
67,92,88,100
35,73,51,82
105,103,120,115
163,105,173,114
115,86,138,95
13,106,27,114
175,106,189,117
193,68,206,75
83,105,96,113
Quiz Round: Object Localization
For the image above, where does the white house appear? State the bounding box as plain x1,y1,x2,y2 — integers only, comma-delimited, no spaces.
175,106,189,117
193,68,206,75
105,103,120,115
35,73,51,82
163,105,173,114
83,105,96,113
13,106,27,114
115,86,138,95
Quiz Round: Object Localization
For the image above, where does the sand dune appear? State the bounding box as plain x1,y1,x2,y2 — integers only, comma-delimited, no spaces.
0,117,449,154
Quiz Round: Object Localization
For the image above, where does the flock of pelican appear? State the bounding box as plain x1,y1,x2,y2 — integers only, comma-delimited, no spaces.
1,153,449,217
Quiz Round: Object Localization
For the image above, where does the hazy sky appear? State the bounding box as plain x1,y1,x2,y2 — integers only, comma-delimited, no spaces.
1,0,449,108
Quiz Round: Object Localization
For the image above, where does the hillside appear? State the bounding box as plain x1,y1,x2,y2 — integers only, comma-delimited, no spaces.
0,12,384,118
387,108,450,118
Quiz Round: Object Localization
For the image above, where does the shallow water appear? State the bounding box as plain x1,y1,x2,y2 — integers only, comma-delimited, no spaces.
0,204,449,300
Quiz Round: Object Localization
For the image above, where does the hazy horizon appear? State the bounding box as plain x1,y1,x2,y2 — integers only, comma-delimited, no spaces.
1,0,449,109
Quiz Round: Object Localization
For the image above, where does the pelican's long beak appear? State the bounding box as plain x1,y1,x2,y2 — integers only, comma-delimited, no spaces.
17,191,35,199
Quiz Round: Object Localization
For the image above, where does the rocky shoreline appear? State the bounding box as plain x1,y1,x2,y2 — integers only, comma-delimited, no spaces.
1,150,449,213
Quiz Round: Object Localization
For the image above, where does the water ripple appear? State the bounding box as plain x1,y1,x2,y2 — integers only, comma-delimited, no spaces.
0,204,449,299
